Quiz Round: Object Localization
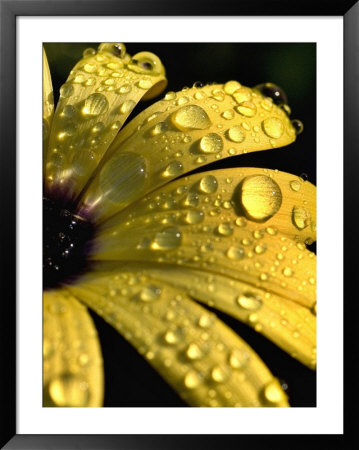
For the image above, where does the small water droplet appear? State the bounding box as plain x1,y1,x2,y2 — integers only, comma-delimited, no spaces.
291,119,304,135
137,79,152,90
211,365,229,383
118,84,132,94
171,105,211,131
186,343,204,360
199,133,223,154
83,48,96,58
83,63,96,73
235,101,257,117
184,370,201,389
240,175,282,222
262,117,284,139
82,93,109,116
48,374,89,407
163,160,183,178
199,175,218,193
290,180,301,192
226,246,245,260
119,100,135,114
59,83,74,98
164,330,180,345
236,293,263,311
254,244,267,254
228,349,250,369
232,87,252,104
227,126,245,143
221,109,235,120
224,80,241,95
140,284,162,301
235,217,247,227
151,227,182,250
292,206,311,230
217,223,233,236
185,210,204,224
262,379,287,405
282,267,294,277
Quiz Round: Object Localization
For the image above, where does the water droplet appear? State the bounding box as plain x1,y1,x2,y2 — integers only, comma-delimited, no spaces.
48,374,89,407
221,109,235,120
227,126,245,143
171,105,211,131
83,63,96,73
199,175,218,193
118,84,132,94
226,246,245,260
235,101,257,117
82,93,109,116
99,153,147,206
235,217,247,227
236,293,262,311
140,284,162,302
290,180,301,192
163,160,183,178
184,370,201,389
232,87,252,104
282,267,294,277
198,314,214,328
137,79,152,90
217,223,233,236
199,133,223,154
262,379,287,405
240,175,282,222
164,330,180,344
185,210,204,224
119,100,136,114
228,349,250,369
254,244,267,254
224,80,241,95
292,206,311,230
83,48,96,58
291,119,304,135
59,83,74,98
211,365,229,383
186,343,204,360
151,227,182,250
183,192,199,207
262,117,284,139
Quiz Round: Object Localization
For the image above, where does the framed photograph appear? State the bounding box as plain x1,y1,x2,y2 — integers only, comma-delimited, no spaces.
1,0,356,448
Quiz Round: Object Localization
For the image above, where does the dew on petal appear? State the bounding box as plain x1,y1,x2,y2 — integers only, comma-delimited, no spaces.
199,133,223,154
236,293,263,311
235,101,257,118
199,175,218,193
240,175,282,222
48,374,89,407
292,206,311,230
262,117,284,139
139,284,162,302
171,105,211,131
82,93,109,116
228,349,250,369
226,245,245,260
162,161,183,178
262,379,287,405
185,210,204,224
151,227,182,250
227,126,245,143
184,370,201,389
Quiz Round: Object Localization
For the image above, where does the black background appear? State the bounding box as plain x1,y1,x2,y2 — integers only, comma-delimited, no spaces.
44,42,316,407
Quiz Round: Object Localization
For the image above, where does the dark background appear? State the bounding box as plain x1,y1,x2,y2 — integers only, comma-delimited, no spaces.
44,43,316,407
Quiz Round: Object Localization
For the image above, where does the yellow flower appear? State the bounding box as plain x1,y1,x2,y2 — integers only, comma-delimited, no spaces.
43,43,316,408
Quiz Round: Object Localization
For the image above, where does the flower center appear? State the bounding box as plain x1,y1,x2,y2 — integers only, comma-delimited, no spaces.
43,198,95,289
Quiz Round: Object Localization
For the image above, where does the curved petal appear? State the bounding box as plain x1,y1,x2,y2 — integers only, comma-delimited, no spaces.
67,272,289,407
92,169,316,309
99,261,315,369
44,43,167,204
43,47,54,166
43,289,104,407
78,81,298,222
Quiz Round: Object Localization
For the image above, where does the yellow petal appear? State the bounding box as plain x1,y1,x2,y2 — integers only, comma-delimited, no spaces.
104,262,315,368
43,47,54,165
43,289,104,406
92,169,316,309
44,43,167,204
67,272,289,407
78,82,297,222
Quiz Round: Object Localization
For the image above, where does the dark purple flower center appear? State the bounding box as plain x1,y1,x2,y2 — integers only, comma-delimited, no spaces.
43,197,95,289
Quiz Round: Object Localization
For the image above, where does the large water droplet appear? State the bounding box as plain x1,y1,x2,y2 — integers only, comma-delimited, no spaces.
82,93,109,116
240,175,282,222
199,133,223,154
236,292,263,311
99,153,147,205
171,105,211,131
199,175,218,193
48,374,89,407
151,227,182,250
262,117,284,139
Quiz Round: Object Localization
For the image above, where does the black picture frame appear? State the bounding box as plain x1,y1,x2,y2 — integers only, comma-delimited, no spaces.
1,0,357,448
